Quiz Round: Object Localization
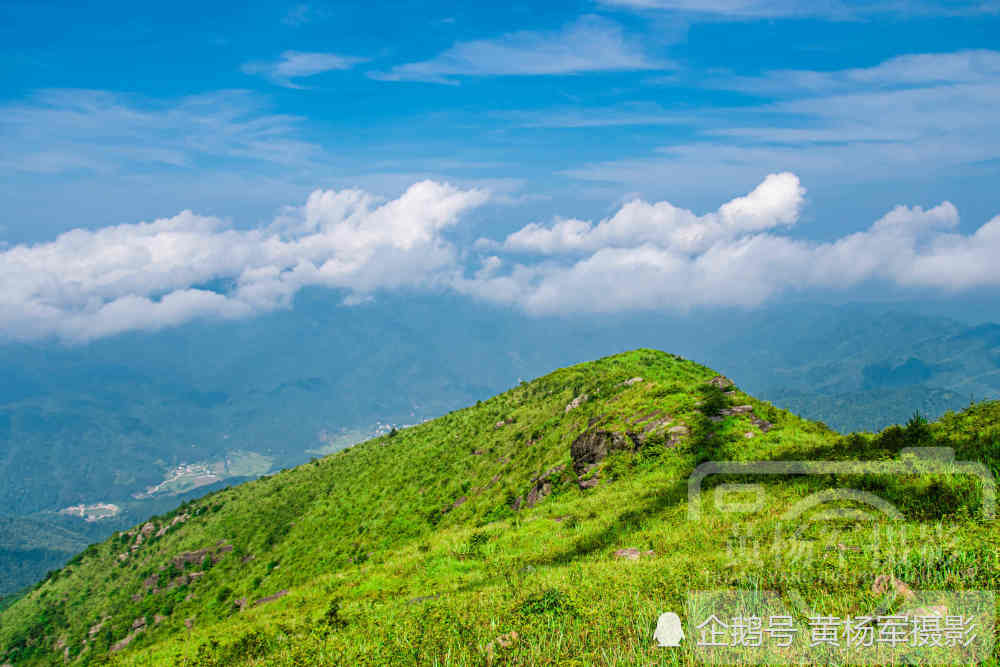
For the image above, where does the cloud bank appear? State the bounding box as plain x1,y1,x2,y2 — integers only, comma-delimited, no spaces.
0,181,486,342
3,173,1000,342
464,175,999,314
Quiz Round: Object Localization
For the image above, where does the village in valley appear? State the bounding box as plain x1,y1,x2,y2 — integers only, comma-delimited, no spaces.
57,502,120,522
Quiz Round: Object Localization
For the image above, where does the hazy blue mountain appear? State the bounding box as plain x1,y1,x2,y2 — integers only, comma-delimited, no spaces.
1,293,998,595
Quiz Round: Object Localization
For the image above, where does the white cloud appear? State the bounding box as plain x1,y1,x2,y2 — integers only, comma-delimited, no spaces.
719,49,1000,95
0,181,488,342
242,51,367,88
600,0,999,18
5,173,1000,342
370,15,666,84
0,89,321,175
566,50,1000,191
600,0,826,16
460,174,1000,314
498,172,804,254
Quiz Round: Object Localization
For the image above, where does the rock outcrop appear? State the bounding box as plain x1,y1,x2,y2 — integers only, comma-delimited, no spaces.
637,416,672,444
569,429,642,490
171,549,211,569
110,628,143,653
511,465,566,510
709,375,734,389
709,403,775,433
872,574,915,600
570,430,637,477
253,589,288,607
88,618,108,638
485,631,520,662
155,513,189,538
613,548,655,561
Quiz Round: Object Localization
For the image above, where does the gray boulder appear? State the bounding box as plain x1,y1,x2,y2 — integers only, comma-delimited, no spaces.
570,430,637,476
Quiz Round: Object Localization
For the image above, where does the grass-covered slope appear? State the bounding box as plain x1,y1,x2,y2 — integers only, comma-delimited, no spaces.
2,349,999,665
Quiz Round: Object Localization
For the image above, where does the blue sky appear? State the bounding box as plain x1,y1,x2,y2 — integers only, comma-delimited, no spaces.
1,0,1000,341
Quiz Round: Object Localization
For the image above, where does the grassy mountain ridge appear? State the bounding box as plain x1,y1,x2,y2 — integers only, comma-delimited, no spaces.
2,349,999,665
4,300,1000,599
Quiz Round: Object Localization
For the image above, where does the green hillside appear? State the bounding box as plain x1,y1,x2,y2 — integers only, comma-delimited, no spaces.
4,303,999,601
2,349,999,665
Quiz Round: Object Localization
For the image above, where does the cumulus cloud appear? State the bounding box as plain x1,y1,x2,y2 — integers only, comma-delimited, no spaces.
370,16,666,84
0,181,487,342
495,172,804,254
242,51,367,88
4,173,1000,342
460,174,1000,314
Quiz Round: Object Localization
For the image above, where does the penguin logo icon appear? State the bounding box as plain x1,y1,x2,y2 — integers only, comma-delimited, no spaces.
653,612,684,647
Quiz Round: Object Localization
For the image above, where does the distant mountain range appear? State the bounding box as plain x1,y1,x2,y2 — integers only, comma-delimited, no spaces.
0,292,998,595
2,349,996,664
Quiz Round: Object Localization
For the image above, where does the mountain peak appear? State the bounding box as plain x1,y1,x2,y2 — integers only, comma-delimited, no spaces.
3,350,997,665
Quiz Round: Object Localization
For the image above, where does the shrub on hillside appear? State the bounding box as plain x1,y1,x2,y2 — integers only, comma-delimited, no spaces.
698,384,730,417
518,589,576,617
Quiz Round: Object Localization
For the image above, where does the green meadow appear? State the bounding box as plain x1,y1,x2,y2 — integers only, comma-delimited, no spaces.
2,349,998,665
